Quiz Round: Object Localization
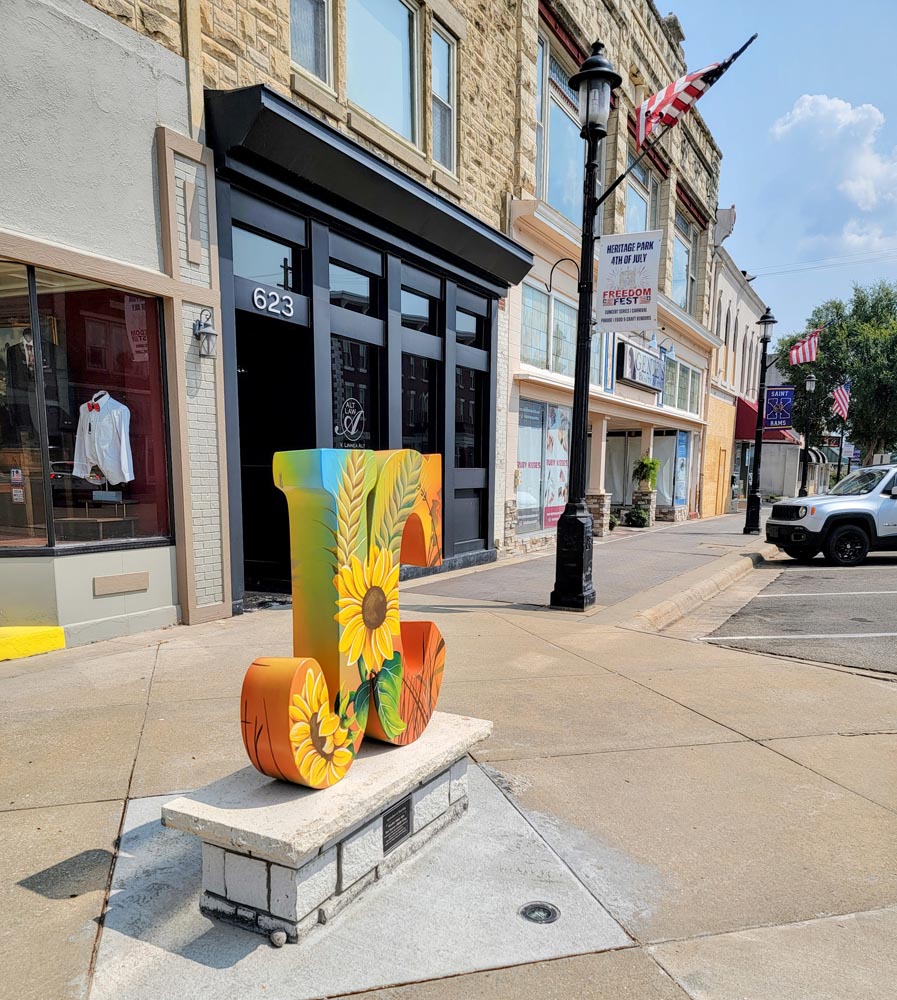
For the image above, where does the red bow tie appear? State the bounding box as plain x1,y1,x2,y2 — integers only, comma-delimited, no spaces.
87,401,101,412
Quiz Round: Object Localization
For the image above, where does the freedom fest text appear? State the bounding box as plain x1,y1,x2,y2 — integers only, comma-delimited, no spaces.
602,238,656,307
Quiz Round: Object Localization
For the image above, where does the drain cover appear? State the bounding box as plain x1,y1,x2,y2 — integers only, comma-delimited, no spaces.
519,901,560,924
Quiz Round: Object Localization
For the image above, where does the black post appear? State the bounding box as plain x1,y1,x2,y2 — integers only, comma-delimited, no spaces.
743,337,770,533
550,130,601,610
836,418,846,480
799,389,815,497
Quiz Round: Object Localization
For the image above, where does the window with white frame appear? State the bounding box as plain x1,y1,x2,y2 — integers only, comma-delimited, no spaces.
347,0,419,143
535,35,593,225
521,284,549,368
625,151,659,233
431,25,456,171
672,209,699,314
520,284,580,379
291,0,331,84
662,355,701,415
589,333,604,387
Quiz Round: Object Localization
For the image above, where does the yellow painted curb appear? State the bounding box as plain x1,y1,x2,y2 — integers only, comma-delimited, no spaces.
0,626,66,661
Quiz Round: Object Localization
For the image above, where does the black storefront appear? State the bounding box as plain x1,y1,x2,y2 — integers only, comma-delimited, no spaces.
205,87,531,604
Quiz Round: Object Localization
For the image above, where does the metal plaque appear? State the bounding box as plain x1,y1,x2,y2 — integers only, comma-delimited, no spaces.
382,796,412,854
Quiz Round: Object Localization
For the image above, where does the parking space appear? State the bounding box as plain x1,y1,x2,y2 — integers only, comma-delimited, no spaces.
704,554,897,674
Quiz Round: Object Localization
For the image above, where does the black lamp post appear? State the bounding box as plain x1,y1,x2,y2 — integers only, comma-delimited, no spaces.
743,307,777,534
550,41,622,611
798,373,817,497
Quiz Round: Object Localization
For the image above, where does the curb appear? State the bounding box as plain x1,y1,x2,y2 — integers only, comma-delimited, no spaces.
629,544,779,632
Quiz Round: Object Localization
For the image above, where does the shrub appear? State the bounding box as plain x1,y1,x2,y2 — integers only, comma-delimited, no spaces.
608,513,618,531
625,506,650,528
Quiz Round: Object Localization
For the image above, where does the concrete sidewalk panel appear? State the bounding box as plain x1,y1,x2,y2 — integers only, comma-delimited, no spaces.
651,905,897,1000
90,768,630,999
130,697,248,798
333,948,690,999
147,641,276,705
437,671,740,762
631,657,897,740
762,734,897,812
0,799,122,1000
491,741,897,942
0,646,157,712
0,703,144,809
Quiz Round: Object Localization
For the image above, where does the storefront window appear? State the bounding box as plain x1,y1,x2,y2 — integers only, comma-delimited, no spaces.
402,353,438,453
516,399,545,532
233,227,297,290
32,267,170,543
551,299,576,377
330,263,374,314
401,289,437,334
0,261,48,545
521,284,549,368
455,366,484,467
332,337,380,449
455,308,486,349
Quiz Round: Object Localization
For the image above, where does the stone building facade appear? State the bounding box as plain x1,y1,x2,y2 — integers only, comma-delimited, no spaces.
500,0,725,550
1,0,529,645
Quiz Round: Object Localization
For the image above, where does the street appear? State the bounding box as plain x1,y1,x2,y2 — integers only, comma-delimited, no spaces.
705,553,897,673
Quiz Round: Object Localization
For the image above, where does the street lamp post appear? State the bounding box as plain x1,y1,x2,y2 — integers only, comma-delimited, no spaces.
550,41,622,611
743,307,777,534
798,373,817,497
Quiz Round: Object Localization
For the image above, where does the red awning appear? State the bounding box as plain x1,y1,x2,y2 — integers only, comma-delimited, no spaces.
735,397,800,443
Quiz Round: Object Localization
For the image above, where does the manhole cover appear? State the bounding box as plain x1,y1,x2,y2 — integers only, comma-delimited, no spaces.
519,901,560,924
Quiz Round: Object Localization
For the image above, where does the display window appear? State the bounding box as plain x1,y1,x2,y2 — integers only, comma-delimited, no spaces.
0,260,171,549
515,398,571,532
402,353,439,453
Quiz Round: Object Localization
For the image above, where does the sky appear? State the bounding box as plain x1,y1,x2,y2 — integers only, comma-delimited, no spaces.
665,0,897,341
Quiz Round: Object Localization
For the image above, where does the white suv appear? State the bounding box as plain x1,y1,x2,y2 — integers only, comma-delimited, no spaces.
765,465,897,566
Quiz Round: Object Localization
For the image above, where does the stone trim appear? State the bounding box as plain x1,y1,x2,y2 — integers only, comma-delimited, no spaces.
347,109,430,178
632,489,657,527
585,492,612,537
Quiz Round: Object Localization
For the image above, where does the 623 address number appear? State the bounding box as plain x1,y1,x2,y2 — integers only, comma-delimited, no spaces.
252,287,294,317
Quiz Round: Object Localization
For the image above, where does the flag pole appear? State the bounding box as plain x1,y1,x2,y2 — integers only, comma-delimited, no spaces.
596,33,758,214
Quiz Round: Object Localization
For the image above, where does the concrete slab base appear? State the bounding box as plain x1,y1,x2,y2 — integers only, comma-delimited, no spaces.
90,767,630,999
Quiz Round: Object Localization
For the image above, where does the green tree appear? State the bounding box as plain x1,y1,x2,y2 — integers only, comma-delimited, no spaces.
774,281,897,465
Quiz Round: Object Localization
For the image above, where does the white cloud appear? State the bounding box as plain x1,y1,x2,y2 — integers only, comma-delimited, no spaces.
771,94,897,248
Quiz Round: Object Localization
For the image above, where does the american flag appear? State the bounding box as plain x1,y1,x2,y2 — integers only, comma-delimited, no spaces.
789,328,820,365
832,381,851,421
635,35,757,150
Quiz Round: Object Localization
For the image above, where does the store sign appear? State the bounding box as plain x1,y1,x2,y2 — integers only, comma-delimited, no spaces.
124,296,149,362
595,230,662,332
616,341,665,392
764,386,795,429
10,468,23,485
11,487,25,504
335,398,365,444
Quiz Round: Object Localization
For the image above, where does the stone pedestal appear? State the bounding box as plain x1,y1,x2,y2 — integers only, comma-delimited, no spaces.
162,712,491,944
656,505,688,523
503,498,517,551
631,489,657,526
585,492,612,536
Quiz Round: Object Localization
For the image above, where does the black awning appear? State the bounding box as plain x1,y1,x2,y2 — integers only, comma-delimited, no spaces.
204,86,532,290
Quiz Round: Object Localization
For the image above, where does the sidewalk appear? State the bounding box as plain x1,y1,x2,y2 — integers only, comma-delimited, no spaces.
3,514,897,1000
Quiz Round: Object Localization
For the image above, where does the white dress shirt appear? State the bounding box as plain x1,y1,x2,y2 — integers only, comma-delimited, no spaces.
73,392,135,486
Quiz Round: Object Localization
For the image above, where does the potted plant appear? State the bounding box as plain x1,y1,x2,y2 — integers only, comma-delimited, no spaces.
632,454,661,492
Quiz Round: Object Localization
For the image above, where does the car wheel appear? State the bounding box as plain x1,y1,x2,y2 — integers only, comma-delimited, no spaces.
823,525,870,567
782,544,819,562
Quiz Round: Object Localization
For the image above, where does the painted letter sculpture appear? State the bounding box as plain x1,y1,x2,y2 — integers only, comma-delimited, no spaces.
241,449,445,788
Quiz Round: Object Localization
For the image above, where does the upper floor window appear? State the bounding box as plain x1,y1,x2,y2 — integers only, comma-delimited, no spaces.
347,0,419,143
672,210,699,314
431,25,457,172
625,152,659,234
520,283,577,379
291,0,331,85
535,36,584,225
662,355,701,415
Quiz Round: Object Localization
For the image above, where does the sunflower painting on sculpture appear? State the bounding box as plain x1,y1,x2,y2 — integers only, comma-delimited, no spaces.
240,448,445,788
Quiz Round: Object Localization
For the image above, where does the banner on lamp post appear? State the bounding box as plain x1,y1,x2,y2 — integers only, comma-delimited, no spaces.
764,386,795,429
595,230,662,332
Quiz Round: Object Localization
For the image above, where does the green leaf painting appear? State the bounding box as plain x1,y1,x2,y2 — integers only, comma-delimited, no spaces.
371,653,407,739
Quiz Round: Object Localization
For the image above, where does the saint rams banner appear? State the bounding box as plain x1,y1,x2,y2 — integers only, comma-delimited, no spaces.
764,386,795,429
595,230,662,332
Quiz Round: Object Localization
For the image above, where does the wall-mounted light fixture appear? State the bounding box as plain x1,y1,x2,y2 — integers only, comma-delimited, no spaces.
192,308,218,358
